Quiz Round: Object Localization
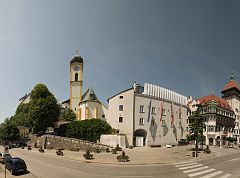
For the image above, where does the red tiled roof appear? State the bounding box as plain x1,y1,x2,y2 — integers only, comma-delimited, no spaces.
222,80,240,92
196,94,233,111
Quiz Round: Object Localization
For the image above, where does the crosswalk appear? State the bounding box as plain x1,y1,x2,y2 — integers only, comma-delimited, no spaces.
173,161,231,178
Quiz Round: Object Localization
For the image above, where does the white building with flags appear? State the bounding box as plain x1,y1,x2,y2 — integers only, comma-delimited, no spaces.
107,82,188,147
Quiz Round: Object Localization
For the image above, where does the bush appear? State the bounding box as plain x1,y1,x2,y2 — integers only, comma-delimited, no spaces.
27,146,32,150
83,150,93,160
106,148,110,153
204,145,211,154
115,144,122,151
66,119,112,142
96,148,101,153
38,147,44,153
56,149,64,156
117,151,129,162
111,148,117,154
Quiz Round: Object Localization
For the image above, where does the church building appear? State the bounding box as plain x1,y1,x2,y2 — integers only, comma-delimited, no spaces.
61,52,107,121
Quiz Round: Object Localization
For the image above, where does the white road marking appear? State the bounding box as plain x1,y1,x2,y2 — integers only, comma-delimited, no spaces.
116,176,154,178
175,162,198,167
188,169,215,177
183,166,209,173
173,161,194,165
218,173,232,178
179,164,203,170
199,171,222,178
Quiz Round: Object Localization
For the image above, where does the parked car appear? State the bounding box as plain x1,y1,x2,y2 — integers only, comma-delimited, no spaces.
5,157,27,175
0,153,12,163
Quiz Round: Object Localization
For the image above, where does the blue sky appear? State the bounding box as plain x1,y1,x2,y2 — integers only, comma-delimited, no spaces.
1,0,240,122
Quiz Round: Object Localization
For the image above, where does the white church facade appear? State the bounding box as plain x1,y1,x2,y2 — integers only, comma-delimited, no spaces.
61,52,107,121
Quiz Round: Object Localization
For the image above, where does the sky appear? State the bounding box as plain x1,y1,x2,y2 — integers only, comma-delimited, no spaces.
0,0,240,123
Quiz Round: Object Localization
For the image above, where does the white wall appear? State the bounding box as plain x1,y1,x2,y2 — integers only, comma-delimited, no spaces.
107,89,135,146
134,95,187,146
79,101,107,120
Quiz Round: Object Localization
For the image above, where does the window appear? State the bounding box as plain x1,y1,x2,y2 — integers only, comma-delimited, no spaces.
151,107,156,114
75,73,78,81
162,109,166,116
119,105,123,111
119,117,123,123
140,105,144,113
139,118,144,125
102,114,105,118
119,96,123,99
151,118,155,126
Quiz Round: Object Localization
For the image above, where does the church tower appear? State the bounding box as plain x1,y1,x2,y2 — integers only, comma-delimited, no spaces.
221,73,240,143
70,51,84,119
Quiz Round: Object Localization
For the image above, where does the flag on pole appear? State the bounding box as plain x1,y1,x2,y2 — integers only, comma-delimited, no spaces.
160,101,163,122
179,106,182,120
147,100,152,122
171,103,174,125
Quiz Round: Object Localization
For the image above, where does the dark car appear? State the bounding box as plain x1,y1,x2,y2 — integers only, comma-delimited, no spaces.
5,157,27,175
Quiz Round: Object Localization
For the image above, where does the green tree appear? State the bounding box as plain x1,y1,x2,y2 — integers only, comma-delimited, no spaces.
66,119,112,142
188,104,205,153
11,103,30,127
59,108,76,121
0,118,20,143
28,84,60,133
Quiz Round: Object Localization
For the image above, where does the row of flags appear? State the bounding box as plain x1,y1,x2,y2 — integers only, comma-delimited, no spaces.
147,100,182,123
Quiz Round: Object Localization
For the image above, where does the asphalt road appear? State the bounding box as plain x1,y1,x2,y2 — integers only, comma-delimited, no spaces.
1,148,240,178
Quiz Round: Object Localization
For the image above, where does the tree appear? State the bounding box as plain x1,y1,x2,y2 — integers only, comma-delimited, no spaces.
0,118,20,143
28,84,60,133
59,108,76,121
188,104,205,154
11,103,30,127
66,119,112,142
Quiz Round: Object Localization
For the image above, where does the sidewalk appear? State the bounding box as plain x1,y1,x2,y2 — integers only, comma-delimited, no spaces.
14,145,219,165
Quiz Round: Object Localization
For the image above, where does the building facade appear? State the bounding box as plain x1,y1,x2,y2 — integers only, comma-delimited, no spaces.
107,82,188,147
188,94,235,146
221,74,240,143
78,87,108,121
62,52,107,121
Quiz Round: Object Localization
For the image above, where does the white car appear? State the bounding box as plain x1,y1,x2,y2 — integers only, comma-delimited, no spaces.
0,153,12,163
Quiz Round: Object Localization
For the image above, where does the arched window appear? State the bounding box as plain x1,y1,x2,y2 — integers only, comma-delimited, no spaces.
75,73,78,81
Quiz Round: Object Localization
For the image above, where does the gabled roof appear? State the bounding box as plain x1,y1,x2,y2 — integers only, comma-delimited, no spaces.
81,87,99,103
19,93,30,102
196,94,233,111
222,74,240,93
61,99,70,104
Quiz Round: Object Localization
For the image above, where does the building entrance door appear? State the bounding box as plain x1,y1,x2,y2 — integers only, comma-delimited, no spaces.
136,137,144,147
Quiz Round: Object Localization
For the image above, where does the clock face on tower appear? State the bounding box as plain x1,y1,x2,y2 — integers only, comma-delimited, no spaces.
73,65,80,71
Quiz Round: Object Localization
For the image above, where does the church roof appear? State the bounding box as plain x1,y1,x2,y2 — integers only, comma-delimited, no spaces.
61,99,70,104
196,94,233,111
70,55,83,64
81,87,99,103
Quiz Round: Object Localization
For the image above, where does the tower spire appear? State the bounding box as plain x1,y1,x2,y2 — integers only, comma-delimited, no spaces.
76,49,79,56
230,71,234,81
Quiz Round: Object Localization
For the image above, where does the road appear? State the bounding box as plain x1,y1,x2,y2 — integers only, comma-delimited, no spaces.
1,148,240,178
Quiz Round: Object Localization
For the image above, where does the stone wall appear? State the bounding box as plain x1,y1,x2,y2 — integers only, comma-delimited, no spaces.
28,135,112,152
